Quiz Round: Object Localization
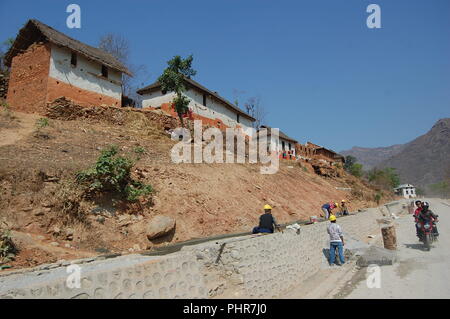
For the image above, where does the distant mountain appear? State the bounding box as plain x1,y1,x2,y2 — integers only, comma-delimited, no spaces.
341,118,450,188
340,144,406,170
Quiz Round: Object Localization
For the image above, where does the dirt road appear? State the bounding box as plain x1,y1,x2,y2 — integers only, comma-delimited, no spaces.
336,198,450,299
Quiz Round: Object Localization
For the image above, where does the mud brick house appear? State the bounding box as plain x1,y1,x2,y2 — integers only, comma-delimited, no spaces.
136,77,255,135
258,125,298,160
305,141,345,165
4,19,131,113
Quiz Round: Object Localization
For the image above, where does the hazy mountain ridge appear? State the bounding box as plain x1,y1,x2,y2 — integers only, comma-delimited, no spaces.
341,118,450,187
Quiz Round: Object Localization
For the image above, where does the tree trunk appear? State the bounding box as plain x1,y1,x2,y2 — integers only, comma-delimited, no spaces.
177,112,184,128
381,225,397,250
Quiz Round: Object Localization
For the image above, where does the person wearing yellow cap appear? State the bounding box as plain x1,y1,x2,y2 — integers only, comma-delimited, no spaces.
321,201,337,219
327,215,345,266
340,199,349,216
252,204,281,234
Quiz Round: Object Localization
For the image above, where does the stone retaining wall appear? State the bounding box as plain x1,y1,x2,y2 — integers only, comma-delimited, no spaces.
0,200,408,299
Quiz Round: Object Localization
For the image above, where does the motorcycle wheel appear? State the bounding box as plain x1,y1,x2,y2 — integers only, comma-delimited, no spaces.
424,234,431,251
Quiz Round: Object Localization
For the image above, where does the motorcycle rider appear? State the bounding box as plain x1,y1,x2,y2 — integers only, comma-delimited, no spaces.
417,201,439,240
413,200,422,237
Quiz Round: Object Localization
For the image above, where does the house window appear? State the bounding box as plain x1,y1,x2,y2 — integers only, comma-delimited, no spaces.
70,52,77,67
282,141,285,151
288,143,291,150
203,94,207,106
237,114,240,123
101,65,108,78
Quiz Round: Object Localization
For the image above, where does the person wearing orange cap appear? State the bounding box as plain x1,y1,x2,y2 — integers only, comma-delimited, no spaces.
252,204,281,234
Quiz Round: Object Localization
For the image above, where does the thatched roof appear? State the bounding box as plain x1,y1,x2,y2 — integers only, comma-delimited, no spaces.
4,19,131,75
137,77,256,122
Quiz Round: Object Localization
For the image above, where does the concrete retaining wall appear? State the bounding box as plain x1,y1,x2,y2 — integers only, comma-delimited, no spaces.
0,200,409,299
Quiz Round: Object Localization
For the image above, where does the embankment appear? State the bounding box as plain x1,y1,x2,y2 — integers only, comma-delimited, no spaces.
0,200,410,298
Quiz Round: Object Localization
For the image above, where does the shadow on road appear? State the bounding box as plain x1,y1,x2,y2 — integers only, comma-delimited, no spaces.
404,243,426,251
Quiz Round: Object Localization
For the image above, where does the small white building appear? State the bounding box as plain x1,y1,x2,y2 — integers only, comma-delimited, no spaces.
258,125,298,160
394,184,417,198
136,77,255,135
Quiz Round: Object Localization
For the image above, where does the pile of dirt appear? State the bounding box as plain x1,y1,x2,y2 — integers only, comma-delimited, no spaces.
46,97,180,131
0,109,395,269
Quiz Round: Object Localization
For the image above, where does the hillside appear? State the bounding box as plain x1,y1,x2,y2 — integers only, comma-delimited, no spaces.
378,118,450,187
0,102,393,269
341,118,450,188
340,144,406,170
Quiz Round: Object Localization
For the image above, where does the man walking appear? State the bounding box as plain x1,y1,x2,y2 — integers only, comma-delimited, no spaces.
327,215,345,266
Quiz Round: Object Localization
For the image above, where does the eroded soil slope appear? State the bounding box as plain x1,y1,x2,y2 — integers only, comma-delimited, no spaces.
0,106,393,269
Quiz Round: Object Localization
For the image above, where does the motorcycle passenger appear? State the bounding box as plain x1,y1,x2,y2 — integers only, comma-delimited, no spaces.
414,200,422,237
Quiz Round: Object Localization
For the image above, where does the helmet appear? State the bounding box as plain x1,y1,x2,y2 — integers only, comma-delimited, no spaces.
263,204,272,210
334,202,338,207
422,201,429,208
341,199,346,202
329,215,337,222
415,200,422,205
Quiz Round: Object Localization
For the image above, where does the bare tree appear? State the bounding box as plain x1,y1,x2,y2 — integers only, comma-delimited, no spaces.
232,88,246,107
244,96,267,129
98,34,148,106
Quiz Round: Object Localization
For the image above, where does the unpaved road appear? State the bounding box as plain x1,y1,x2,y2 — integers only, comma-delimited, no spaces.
336,198,450,299
282,198,450,299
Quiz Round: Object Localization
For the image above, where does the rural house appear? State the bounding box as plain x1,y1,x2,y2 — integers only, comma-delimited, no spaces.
305,142,345,165
136,77,256,134
5,19,131,113
394,184,417,199
258,125,298,160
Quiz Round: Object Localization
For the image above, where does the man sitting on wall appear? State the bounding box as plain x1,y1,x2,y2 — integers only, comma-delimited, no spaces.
252,205,281,234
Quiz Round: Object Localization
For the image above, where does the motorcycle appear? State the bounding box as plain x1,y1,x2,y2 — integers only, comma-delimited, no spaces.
418,216,439,251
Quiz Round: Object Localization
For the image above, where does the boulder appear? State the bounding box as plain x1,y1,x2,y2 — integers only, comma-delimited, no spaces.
146,215,176,240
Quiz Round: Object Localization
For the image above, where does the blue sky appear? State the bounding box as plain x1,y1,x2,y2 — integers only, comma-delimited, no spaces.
1,0,449,151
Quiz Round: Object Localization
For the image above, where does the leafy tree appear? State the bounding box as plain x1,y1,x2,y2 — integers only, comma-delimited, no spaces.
344,155,357,172
158,55,197,127
367,167,400,189
349,163,363,177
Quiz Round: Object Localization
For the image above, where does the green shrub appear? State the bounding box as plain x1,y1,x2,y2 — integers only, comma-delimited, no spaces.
374,193,382,205
36,117,49,128
76,145,153,202
0,228,18,264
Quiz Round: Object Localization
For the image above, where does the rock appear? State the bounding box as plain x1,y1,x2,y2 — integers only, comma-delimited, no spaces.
356,246,397,267
65,228,74,241
133,244,141,251
96,216,105,224
50,242,59,247
51,226,61,236
146,215,176,240
64,244,71,248
34,210,44,216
